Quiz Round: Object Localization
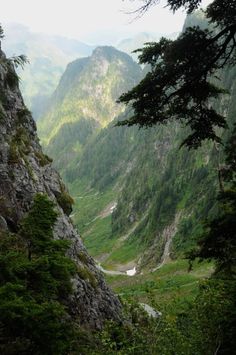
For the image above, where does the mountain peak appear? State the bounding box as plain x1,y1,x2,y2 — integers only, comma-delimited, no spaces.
91,45,136,64
38,47,142,145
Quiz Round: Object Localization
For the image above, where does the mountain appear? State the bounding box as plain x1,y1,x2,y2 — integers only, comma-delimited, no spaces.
183,9,209,30
117,32,161,60
1,23,95,118
0,39,121,329
65,113,220,270
37,46,142,176
2,9,234,353
35,15,236,274
70,73,235,272
117,32,178,61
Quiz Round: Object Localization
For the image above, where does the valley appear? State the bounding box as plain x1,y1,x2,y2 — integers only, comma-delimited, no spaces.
1,2,236,351
36,29,225,275
32,23,236,347
21,13,235,302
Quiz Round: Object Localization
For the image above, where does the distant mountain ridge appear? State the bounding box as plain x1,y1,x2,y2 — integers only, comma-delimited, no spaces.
2,23,95,118
117,32,178,60
2,24,177,118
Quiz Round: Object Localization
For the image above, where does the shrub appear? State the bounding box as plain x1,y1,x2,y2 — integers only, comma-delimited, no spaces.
35,150,53,167
56,186,74,216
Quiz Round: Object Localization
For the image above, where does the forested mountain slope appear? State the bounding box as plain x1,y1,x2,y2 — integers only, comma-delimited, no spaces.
38,46,142,177
68,112,222,270
37,14,236,273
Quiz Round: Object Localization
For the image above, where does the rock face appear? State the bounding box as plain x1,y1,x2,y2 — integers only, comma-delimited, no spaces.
0,43,121,328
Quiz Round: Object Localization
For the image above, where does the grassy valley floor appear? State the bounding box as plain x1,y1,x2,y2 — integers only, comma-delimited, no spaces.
104,259,214,316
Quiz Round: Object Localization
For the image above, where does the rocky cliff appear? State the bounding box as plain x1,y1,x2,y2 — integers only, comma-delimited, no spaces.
0,41,121,328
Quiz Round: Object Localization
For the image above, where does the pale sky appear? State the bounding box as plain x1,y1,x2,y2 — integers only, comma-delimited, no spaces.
1,0,212,44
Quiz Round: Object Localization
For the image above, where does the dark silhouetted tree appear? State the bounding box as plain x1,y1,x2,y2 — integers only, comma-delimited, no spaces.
119,0,236,148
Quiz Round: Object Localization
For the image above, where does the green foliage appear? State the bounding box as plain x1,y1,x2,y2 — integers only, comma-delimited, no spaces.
188,187,236,278
186,120,236,278
0,194,77,354
86,273,234,355
0,43,28,90
70,275,235,354
116,3,236,352
17,107,31,123
73,114,139,190
46,118,99,179
77,251,90,265
82,216,117,258
223,122,236,182
20,194,57,253
8,127,31,164
111,125,218,255
119,1,236,148
67,112,220,266
77,265,97,288
35,150,53,166
191,278,236,354
56,185,74,216
2,55,28,90
5,63,20,89
106,259,212,309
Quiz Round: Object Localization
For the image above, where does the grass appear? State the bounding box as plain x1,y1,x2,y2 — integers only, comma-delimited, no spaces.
69,180,117,233
105,259,214,315
68,180,119,259
82,216,117,257
68,175,214,320
102,234,144,268
68,178,149,265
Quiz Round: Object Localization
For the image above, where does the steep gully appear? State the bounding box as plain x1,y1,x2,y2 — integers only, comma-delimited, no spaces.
94,209,181,277
93,205,178,319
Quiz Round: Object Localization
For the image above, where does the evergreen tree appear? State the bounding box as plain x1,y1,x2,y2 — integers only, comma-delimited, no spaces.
189,124,236,279
120,0,236,148
119,2,236,353
0,194,77,355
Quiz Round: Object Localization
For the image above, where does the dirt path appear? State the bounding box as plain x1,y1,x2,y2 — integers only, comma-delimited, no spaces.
97,263,126,275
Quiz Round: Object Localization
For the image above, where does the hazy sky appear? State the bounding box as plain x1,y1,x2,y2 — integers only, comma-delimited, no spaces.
1,0,212,43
